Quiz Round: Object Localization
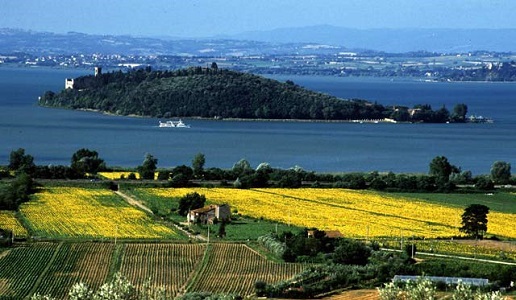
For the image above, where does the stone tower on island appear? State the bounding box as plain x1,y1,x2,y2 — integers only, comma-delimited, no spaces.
65,78,74,89
95,67,102,77
65,67,102,89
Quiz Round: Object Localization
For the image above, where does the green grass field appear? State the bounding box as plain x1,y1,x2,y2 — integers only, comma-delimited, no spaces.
192,216,303,241
124,187,178,216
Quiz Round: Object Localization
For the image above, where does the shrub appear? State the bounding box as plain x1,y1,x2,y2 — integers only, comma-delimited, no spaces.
332,239,372,265
178,192,206,216
257,233,286,258
475,176,494,190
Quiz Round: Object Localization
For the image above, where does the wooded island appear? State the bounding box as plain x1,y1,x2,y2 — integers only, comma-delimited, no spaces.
39,66,468,123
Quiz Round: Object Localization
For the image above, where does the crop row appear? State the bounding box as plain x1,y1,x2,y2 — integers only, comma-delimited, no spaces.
119,243,206,297
33,242,114,298
19,187,179,239
144,188,516,239
0,242,302,298
0,242,57,299
189,243,305,295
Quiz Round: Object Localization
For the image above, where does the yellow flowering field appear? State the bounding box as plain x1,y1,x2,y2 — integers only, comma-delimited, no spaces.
0,211,28,237
145,188,516,239
20,187,179,239
98,172,140,180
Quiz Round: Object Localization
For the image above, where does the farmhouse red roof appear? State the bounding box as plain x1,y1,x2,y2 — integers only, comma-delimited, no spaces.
190,205,217,213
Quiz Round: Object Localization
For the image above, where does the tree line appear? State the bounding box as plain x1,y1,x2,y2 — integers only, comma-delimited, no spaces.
39,66,469,123
0,148,105,210
1,147,512,211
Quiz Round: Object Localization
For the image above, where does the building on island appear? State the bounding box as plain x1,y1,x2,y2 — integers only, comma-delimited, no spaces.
187,204,231,224
95,66,102,77
64,67,101,89
65,78,74,89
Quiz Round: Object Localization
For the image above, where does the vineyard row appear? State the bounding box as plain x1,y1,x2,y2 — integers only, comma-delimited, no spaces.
0,242,305,299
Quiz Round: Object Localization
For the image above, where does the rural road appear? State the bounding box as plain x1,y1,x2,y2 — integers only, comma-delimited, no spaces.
382,248,516,266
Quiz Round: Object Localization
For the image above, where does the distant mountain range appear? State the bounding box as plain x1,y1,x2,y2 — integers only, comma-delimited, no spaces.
1,26,515,55
0,28,344,56
228,25,516,53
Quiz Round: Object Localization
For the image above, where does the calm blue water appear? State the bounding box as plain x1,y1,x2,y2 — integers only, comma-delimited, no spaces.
1,67,515,174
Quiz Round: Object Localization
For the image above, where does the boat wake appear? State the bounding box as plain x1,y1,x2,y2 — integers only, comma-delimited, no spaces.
158,119,191,128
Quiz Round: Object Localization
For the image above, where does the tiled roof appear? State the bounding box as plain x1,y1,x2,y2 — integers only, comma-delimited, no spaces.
190,205,217,214
324,230,343,238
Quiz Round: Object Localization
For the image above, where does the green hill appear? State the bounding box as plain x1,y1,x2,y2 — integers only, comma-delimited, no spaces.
38,66,385,120
38,66,450,122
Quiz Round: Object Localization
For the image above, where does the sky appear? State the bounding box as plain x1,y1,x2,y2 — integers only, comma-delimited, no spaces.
1,0,515,38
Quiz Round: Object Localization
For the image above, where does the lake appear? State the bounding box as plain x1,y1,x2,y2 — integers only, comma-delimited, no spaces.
1,67,515,174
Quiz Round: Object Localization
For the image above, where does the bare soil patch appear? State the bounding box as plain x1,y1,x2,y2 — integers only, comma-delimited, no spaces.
323,289,379,300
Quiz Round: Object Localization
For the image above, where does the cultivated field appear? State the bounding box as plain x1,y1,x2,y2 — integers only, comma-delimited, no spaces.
0,242,304,299
119,243,206,297
19,187,180,239
98,171,141,180
32,242,114,297
140,188,516,239
189,243,305,295
0,185,514,299
0,210,28,238
382,239,516,261
0,243,57,299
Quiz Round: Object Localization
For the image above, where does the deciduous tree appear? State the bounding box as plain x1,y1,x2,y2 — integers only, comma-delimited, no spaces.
232,158,252,178
178,192,206,216
137,153,157,180
332,239,371,265
451,103,468,122
70,148,105,175
9,148,35,175
429,156,455,183
460,204,489,239
490,161,511,184
192,153,206,179
0,173,34,210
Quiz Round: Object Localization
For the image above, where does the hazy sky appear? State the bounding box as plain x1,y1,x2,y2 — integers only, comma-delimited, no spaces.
1,0,515,37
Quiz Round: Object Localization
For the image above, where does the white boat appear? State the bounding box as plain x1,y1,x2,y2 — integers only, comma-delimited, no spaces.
158,119,190,128
159,120,175,127
467,115,494,124
175,119,190,128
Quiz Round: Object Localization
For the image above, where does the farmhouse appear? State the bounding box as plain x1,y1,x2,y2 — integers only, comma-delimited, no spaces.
188,204,231,224
307,229,343,239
